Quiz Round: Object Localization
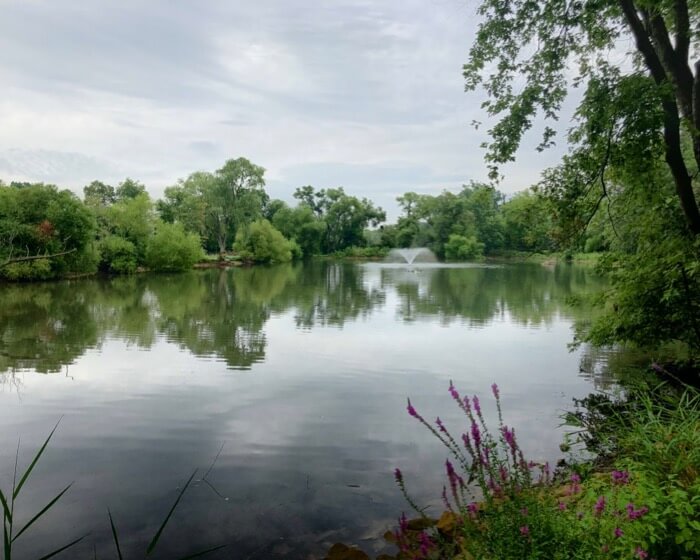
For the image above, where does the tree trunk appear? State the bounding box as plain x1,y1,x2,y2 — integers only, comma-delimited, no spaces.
619,0,700,235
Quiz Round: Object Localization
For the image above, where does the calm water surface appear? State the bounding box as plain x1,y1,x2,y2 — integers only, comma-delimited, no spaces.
0,261,614,559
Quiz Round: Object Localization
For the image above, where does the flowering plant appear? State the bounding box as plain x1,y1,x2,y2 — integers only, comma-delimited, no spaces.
391,383,654,560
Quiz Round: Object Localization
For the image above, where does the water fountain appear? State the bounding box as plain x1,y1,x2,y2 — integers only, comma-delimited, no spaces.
385,247,437,264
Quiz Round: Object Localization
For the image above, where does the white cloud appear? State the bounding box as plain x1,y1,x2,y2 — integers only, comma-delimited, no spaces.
0,0,571,214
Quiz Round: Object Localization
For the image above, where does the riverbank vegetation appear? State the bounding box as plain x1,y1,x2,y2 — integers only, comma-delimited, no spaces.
340,380,700,560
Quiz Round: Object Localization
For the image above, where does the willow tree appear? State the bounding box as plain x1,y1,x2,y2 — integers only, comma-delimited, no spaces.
464,0,700,235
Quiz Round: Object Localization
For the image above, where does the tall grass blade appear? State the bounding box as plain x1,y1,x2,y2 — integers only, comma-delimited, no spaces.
176,544,227,559
145,469,197,556
0,488,11,523
13,419,61,500
108,509,123,560
11,484,72,542
3,519,11,560
36,535,85,560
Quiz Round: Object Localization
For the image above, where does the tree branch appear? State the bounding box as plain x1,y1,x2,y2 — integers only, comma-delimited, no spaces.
643,7,694,119
0,248,76,269
674,0,690,62
618,0,668,85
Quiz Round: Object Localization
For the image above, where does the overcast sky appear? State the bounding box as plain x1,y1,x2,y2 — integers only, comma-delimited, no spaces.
0,0,571,220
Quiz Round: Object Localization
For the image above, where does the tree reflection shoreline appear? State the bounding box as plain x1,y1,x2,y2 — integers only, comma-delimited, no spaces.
0,261,606,375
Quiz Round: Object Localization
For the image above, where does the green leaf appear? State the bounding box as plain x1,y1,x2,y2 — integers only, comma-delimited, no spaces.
175,544,227,559
108,509,123,560
145,469,197,556
13,419,61,500
12,483,72,542
36,535,85,560
4,518,11,560
0,488,11,523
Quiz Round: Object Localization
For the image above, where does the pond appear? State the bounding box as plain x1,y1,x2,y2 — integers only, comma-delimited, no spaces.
0,261,615,559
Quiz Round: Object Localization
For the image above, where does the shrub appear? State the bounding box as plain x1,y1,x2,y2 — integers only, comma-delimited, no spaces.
392,383,661,560
1,258,53,281
233,219,294,263
444,234,484,261
145,222,203,271
99,235,138,274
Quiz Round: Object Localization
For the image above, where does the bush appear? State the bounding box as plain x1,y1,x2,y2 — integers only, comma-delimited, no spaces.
444,234,484,261
233,219,294,263
99,235,138,274
1,258,53,281
390,383,672,560
145,222,203,272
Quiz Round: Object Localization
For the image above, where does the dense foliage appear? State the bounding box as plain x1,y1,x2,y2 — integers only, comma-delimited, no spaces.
461,0,700,358
0,182,97,280
233,219,298,264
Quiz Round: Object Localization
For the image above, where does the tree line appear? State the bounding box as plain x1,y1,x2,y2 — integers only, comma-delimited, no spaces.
0,157,575,282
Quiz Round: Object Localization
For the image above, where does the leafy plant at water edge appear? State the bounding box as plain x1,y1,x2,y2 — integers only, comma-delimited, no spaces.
391,383,657,559
566,385,700,559
1,422,225,559
103,468,225,560
1,420,85,560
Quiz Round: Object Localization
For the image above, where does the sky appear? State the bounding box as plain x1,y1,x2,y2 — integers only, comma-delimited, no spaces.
0,0,572,220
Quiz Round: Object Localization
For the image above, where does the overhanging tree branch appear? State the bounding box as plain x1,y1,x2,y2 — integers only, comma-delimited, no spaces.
0,249,76,269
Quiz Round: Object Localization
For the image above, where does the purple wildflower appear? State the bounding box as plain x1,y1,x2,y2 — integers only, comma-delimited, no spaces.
399,512,408,533
570,473,581,483
519,525,529,537
635,547,648,559
626,503,649,520
499,465,508,482
441,486,453,512
419,531,433,557
491,383,499,399
462,432,471,450
502,426,516,450
407,398,418,418
394,468,403,484
614,527,623,539
558,502,567,511
436,416,447,433
473,395,481,416
611,470,630,485
463,396,472,414
594,495,606,516
471,421,482,448
467,502,478,514
449,380,460,401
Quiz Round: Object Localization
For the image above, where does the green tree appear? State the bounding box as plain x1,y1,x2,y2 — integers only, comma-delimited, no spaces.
460,183,505,253
464,0,700,235
294,186,385,253
501,189,556,252
444,233,485,261
0,183,97,279
83,180,116,207
233,219,297,263
156,172,210,238
103,192,155,260
115,178,147,201
270,202,327,257
145,222,203,271
99,235,138,274
204,158,267,254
